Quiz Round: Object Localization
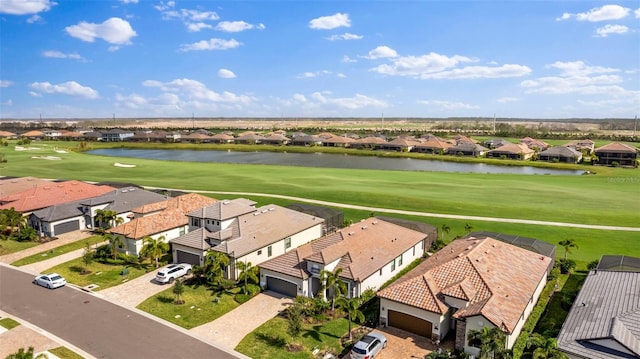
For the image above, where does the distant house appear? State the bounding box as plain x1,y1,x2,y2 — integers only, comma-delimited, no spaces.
182,132,213,143
377,137,421,152
520,137,549,151
102,129,134,142
557,257,640,359
412,137,453,154
321,135,355,148
564,139,595,155
29,187,166,237
0,131,17,139
235,132,266,145
210,133,235,144
20,130,44,140
258,217,429,298
594,142,639,167
452,135,478,145
290,133,323,147
538,146,583,163
108,193,217,256
169,198,324,280
446,143,488,157
377,235,552,356
351,136,388,150
482,138,511,149
262,133,290,146
487,143,535,160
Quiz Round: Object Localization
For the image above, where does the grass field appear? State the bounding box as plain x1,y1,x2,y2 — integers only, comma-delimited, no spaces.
1,141,638,270
44,257,150,291
11,235,105,266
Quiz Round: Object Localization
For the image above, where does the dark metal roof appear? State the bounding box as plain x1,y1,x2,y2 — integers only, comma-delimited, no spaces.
598,255,640,272
467,231,557,260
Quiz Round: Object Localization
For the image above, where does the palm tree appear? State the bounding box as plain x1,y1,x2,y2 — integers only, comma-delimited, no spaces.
105,233,124,259
139,235,169,268
320,267,347,312
95,209,118,229
526,333,568,359
464,223,473,234
203,251,230,288
6,347,48,359
440,224,451,241
336,296,365,342
467,326,506,359
236,260,259,294
558,238,578,260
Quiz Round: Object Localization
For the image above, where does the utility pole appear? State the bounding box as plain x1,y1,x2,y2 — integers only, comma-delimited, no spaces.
493,113,496,135
634,115,638,139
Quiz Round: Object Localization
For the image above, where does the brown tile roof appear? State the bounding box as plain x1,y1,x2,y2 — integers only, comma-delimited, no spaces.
378,236,551,333
0,131,17,137
0,180,115,212
20,130,44,137
111,193,217,239
0,177,54,197
595,142,639,153
414,137,453,150
261,218,427,282
488,143,534,155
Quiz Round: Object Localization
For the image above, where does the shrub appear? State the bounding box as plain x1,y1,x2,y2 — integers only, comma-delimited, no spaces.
558,259,576,274
587,259,599,270
245,283,261,296
235,293,252,304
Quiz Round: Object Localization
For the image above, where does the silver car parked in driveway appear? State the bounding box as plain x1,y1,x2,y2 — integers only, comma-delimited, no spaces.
33,273,67,289
155,263,192,284
350,332,387,359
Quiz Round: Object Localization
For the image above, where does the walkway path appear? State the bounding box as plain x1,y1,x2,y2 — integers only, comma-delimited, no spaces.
0,230,93,265
146,187,640,232
190,291,292,348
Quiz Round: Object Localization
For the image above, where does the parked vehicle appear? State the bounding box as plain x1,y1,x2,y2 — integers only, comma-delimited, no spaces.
155,263,192,284
350,332,387,359
33,273,67,289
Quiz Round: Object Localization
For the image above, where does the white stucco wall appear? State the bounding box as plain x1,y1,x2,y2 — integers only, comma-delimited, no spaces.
359,242,424,296
380,298,448,340
125,225,186,256
506,272,548,349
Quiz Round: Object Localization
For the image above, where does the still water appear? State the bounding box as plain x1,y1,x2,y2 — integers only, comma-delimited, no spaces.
89,149,585,175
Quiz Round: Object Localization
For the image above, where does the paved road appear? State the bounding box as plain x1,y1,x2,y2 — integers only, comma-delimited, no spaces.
0,265,246,359
146,187,640,232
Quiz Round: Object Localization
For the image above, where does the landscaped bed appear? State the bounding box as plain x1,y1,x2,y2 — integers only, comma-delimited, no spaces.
43,257,150,291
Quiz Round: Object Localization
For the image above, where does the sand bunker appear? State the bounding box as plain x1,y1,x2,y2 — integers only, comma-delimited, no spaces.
15,146,42,151
32,156,61,160
54,149,68,153
114,162,137,168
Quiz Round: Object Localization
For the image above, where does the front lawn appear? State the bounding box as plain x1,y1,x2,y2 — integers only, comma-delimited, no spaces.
44,257,150,291
137,283,242,329
0,239,39,256
235,316,350,359
0,317,20,330
48,347,84,359
11,236,105,266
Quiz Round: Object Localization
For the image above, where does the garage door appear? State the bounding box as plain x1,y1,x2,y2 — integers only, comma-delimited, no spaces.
176,250,200,265
53,220,80,235
388,310,432,338
266,276,298,297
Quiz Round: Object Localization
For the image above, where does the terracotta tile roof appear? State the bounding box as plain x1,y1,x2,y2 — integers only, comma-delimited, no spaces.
0,180,115,212
260,218,427,282
0,177,53,197
378,236,551,333
488,143,534,155
111,193,217,239
0,131,16,137
20,130,44,137
595,142,639,153
520,137,549,149
414,137,453,150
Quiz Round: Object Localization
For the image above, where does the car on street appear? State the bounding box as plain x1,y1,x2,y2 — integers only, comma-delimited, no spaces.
33,273,67,289
155,263,192,284
350,332,387,359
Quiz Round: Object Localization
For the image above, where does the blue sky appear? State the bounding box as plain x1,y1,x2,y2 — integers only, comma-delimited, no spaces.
1,0,639,119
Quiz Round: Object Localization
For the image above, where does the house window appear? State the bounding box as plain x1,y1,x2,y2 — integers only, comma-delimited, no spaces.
285,237,292,249
379,268,382,276
257,250,262,255
413,246,416,256
268,246,272,257
397,255,403,266
391,260,396,272
193,218,200,227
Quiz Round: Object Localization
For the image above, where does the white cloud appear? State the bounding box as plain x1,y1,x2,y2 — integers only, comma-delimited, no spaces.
292,94,307,102
29,81,99,99
342,55,357,63
215,21,265,32
417,100,479,110
26,14,42,23
557,4,630,21
42,50,85,61
156,3,220,31
309,92,387,109
326,33,363,41
297,70,333,79
595,24,629,37
218,69,236,78
1,99,13,106
120,0,138,3
636,8,640,18
0,0,56,15
153,1,174,12
142,78,252,104
187,22,212,32
0,80,14,87
309,13,351,30
497,97,519,103
65,17,137,45
337,73,346,78
366,46,398,59
179,38,242,51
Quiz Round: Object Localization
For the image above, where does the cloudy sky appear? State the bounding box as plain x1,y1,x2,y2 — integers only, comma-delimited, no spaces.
0,0,638,119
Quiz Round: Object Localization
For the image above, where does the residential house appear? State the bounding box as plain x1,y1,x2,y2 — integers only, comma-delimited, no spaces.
169,198,324,280
290,133,323,147
102,129,134,142
42,129,62,139
520,137,549,151
165,131,182,142
351,136,388,150
29,187,166,237
321,135,355,148
594,142,639,167
181,132,213,143
446,143,488,157
413,137,453,154
258,217,430,298
235,132,266,145
538,146,583,163
20,130,44,140
0,180,115,214
487,143,535,160
377,235,552,357
377,137,421,152
262,133,291,146
210,133,235,144
557,257,640,359
452,135,478,144
482,138,511,149
108,193,217,256
564,139,595,155
0,131,17,139
0,177,53,197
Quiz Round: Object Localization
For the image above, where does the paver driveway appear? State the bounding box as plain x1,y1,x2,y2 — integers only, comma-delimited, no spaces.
190,291,292,349
368,326,452,359
99,269,167,307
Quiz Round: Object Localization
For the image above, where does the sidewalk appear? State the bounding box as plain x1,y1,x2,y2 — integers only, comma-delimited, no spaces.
0,230,93,265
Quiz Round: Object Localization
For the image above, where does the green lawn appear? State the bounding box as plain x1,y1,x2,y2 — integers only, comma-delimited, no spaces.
48,347,84,359
0,317,20,330
44,257,150,291
136,284,241,329
11,236,105,266
235,316,349,359
0,239,39,256
534,272,587,338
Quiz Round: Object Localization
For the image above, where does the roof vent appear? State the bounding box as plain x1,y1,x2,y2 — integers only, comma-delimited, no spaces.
262,209,268,213
253,212,260,216
269,207,275,211
362,226,367,230
372,221,378,225
348,231,355,236
222,200,230,205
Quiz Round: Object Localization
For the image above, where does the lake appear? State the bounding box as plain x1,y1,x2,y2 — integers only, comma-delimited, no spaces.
88,149,586,175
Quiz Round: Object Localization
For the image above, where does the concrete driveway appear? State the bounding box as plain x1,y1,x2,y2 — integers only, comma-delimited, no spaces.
99,267,168,307
368,326,451,359
190,291,292,349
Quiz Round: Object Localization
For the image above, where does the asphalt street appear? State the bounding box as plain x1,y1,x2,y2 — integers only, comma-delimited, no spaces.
0,265,244,359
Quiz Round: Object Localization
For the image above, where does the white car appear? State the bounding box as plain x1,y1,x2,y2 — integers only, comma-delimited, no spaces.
33,273,67,289
350,332,387,359
155,263,192,284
